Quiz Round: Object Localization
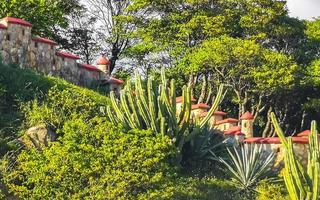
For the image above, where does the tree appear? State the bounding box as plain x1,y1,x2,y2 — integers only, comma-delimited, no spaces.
0,0,81,38
181,36,298,119
59,8,100,64
85,0,136,73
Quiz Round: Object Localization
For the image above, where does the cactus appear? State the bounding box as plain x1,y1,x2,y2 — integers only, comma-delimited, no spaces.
271,113,320,200
107,69,224,162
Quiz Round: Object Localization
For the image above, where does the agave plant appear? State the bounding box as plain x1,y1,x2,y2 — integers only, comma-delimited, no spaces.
271,113,320,200
107,69,224,164
219,144,275,190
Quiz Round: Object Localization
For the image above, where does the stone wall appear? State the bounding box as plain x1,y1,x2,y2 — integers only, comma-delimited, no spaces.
0,17,124,90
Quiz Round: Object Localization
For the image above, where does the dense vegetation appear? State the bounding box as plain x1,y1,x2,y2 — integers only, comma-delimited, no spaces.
0,0,319,199
0,62,289,199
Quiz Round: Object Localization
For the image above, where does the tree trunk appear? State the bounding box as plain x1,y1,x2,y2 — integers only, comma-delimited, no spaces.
300,110,307,131
198,75,208,104
262,106,273,137
188,73,195,97
205,85,213,104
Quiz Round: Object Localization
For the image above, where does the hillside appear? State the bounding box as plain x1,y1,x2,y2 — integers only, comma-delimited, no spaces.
0,62,110,156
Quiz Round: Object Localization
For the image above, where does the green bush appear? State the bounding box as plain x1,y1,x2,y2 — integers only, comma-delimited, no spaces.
0,63,110,156
255,180,288,200
22,86,109,134
172,176,244,200
2,117,177,199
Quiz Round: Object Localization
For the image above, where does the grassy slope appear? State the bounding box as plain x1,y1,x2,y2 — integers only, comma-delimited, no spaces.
0,63,109,155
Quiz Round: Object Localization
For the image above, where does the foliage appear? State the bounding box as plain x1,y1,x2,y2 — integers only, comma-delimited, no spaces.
107,69,224,163
60,8,101,64
2,118,176,199
219,144,275,191
182,36,297,91
271,113,320,200
171,176,244,200
0,63,109,156
22,86,109,134
0,0,81,38
255,180,288,200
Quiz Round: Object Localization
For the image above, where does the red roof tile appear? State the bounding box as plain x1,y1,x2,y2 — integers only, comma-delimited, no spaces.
97,56,110,65
216,118,239,125
243,137,264,143
215,111,227,116
0,24,7,29
199,111,227,118
191,103,210,110
176,96,197,103
261,137,281,144
32,37,57,46
291,137,309,144
79,64,100,72
243,137,310,144
240,111,254,120
109,77,124,85
2,17,32,27
224,126,241,134
297,130,311,137
56,52,80,60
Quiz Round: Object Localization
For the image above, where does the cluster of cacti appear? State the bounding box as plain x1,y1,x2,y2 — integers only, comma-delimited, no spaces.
107,69,224,160
271,113,319,200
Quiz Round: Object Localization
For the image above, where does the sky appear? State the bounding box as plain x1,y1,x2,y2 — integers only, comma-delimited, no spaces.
287,0,320,20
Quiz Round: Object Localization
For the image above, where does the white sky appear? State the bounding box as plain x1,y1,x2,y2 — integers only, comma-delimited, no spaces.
287,0,320,20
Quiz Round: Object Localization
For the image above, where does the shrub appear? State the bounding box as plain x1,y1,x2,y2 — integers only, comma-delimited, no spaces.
255,180,288,200
0,63,110,156
2,117,177,199
22,86,109,134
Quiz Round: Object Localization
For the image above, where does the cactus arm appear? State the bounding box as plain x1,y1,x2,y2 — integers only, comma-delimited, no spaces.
178,86,187,125
199,85,224,128
119,92,136,129
147,77,159,133
106,106,119,125
270,113,289,148
125,84,142,128
170,79,177,115
110,91,124,122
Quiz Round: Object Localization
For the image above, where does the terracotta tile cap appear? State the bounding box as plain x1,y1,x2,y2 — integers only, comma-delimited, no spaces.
243,137,264,143
56,51,80,60
0,24,7,29
109,77,124,85
224,126,241,134
243,137,310,144
191,103,210,110
199,111,227,118
32,37,57,46
240,111,254,120
97,56,110,65
2,17,32,27
215,118,239,125
79,64,100,72
291,137,309,144
297,130,311,137
176,96,197,103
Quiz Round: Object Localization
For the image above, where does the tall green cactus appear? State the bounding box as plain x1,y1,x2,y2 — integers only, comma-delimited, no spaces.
107,69,224,162
271,113,319,200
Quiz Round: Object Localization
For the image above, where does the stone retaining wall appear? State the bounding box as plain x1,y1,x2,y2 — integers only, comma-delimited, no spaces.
0,17,123,90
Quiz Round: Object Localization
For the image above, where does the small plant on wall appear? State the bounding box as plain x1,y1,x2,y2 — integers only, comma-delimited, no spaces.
107,69,225,164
